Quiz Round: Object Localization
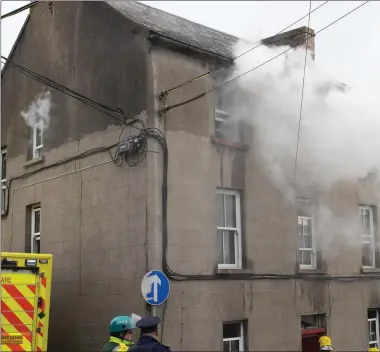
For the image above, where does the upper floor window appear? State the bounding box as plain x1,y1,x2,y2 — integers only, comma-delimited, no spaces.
368,309,379,348
216,189,242,269
223,321,245,352
297,199,316,269
1,148,6,213
360,205,377,268
33,120,43,158
31,206,41,253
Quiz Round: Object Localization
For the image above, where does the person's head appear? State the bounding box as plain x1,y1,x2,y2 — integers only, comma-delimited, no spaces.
109,316,134,341
319,336,332,348
136,316,160,338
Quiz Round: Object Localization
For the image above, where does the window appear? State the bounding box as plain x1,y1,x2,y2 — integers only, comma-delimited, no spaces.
223,322,244,352
298,217,315,268
33,120,43,158
301,314,326,330
360,206,377,268
1,148,6,213
297,199,315,269
214,88,241,143
31,206,41,253
368,309,379,348
216,189,242,269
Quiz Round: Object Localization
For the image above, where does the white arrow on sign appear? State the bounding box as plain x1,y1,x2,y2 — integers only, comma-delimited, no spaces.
151,274,161,302
142,274,162,302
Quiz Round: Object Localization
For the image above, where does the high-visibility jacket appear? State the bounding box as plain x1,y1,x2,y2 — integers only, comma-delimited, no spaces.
101,336,135,352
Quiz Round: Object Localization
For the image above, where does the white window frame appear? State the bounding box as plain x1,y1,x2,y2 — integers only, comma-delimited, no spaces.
298,216,316,269
31,206,41,253
216,189,242,270
223,322,244,352
368,309,379,348
359,205,376,269
1,148,6,213
32,121,43,158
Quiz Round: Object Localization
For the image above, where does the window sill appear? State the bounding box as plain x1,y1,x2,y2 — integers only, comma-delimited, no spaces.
361,267,380,274
23,156,45,168
298,268,327,275
211,137,249,151
217,268,252,275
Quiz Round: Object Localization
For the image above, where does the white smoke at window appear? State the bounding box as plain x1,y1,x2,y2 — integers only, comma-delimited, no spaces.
21,91,52,130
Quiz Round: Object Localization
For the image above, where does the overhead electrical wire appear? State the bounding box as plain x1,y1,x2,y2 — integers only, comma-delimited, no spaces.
159,1,329,99
1,56,134,125
160,1,370,115
234,0,329,60
1,1,39,20
293,0,312,190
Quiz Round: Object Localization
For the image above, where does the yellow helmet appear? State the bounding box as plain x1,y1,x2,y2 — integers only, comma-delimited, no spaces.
319,336,332,348
368,348,379,352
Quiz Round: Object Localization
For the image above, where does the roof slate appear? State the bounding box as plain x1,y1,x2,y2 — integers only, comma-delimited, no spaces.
106,1,242,59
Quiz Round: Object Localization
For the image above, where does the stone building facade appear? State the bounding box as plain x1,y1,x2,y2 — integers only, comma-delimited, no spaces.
1,2,379,351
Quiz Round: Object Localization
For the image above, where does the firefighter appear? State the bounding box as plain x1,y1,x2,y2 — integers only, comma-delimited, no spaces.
101,316,135,352
129,316,171,352
318,335,334,351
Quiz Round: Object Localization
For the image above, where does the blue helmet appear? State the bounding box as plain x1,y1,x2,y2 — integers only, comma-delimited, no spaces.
109,316,134,334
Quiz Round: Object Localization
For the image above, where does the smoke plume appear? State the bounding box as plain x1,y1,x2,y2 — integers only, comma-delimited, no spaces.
221,41,380,251
21,91,52,130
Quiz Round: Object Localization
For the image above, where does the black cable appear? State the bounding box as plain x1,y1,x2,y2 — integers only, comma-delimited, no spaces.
1,1,39,20
1,56,128,124
160,1,370,115
159,1,329,98
2,120,143,217
293,0,312,190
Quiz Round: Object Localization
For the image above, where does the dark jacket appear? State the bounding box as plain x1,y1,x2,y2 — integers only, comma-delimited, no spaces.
128,335,171,352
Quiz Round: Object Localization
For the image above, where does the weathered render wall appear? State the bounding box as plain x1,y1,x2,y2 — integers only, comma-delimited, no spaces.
149,44,380,351
1,2,152,351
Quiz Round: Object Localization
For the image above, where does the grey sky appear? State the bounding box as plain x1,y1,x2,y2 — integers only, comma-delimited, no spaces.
1,1,379,89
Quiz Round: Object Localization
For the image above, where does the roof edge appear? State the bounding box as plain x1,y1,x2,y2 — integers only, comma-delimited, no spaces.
1,14,31,77
135,1,240,42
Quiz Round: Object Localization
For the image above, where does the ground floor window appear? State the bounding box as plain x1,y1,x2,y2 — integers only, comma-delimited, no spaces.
368,309,379,348
223,321,245,352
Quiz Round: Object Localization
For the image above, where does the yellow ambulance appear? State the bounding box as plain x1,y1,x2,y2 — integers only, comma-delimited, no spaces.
1,252,53,352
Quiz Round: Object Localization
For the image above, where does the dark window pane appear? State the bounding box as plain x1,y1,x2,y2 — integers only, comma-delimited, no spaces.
1,152,6,180
223,323,240,339
36,127,43,147
223,231,236,265
301,251,312,266
368,310,377,319
361,208,371,235
304,234,312,249
230,340,239,352
225,194,236,228
217,229,223,264
33,237,40,254
223,341,230,352
34,210,41,233
362,243,374,267
217,193,224,227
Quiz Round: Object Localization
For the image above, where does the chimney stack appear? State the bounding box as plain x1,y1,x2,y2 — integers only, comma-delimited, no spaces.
261,26,315,60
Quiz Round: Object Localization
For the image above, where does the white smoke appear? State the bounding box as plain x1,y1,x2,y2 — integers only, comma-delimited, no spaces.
21,91,52,130
222,41,380,250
